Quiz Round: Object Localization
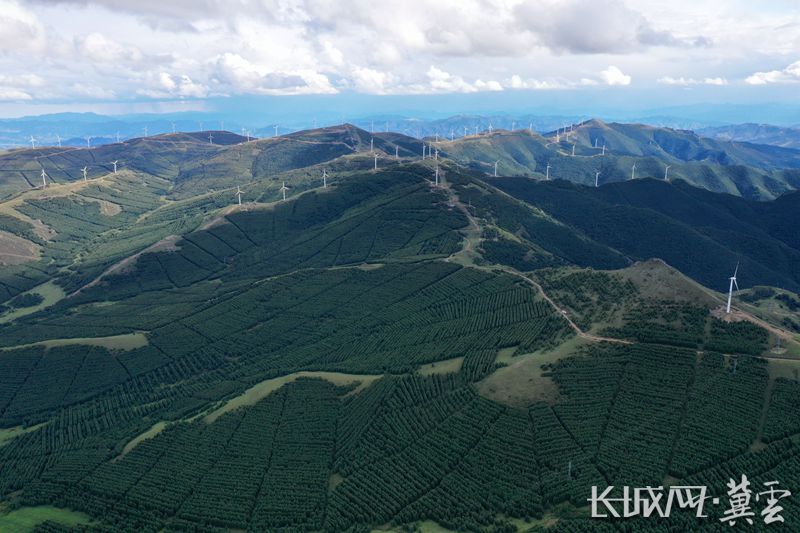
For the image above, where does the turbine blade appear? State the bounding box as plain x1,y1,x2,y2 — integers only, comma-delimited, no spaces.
733,261,739,277
734,279,739,292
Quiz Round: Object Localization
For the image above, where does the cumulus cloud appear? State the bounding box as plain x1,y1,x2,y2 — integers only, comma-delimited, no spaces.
658,76,728,86
0,0,48,53
600,66,632,86
745,60,800,85
514,0,709,54
137,72,208,98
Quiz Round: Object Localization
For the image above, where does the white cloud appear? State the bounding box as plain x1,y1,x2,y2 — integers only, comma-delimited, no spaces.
0,1,48,54
746,60,800,85
74,32,144,64
658,76,728,86
600,66,632,86
0,88,32,101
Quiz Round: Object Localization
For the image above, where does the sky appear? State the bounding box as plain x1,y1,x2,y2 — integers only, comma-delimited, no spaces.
0,0,799,119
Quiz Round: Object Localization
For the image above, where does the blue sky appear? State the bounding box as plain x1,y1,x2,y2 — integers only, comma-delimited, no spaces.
0,0,798,119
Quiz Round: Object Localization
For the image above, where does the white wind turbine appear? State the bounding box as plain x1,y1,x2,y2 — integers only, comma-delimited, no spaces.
56,134,61,147
488,122,493,134
422,144,426,159
546,164,551,180
395,146,399,160
572,144,576,156
112,161,118,174
602,144,606,156
511,121,515,131
494,161,499,177
29,136,36,149
274,125,279,137
143,126,149,137
279,181,290,201
82,166,88,181
631,163,636,180
115,132,120,143
370,137,374,153
595,171,600,188
464,126,468,137
435,164,439,186
664,165,671,181
208,133,214,145
172,122,176,134
373,152,378,170
434,149,438,161
322,168,328,188
40,168,47,188
86,136,92,148
726,263,740,314
236,185,242,205
474,125,479,136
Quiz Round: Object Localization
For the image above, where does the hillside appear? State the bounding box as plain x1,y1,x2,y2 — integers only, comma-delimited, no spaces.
699,123,800,150
0,124,798,532
441,120,800,199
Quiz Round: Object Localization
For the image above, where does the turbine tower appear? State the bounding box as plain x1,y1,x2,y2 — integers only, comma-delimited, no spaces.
602,144,606,156
494,161,498,178
209,133,214,145
395,146,399,160
279,181,289,201
236,185,242,205
664,165,671,181
86,136,92,148
370,137,374,153
463,126,468,137
572,144,576,156
274,125,279,137
82,166,88,181
435,164,439,186
115,132,120,143
41,169,47,188
322,168,328,188
546,164,551,180
595,171,600,188
488,122,493,134
112,161,118,174
631,163,636,180
143,126,148,137
726,263,739,314
373,153,378,170
56,134,61,148
29,136,36,149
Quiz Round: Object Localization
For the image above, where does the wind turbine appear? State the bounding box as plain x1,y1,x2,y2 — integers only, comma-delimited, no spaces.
664,165,671,181
488,122,493,134
434,149,438,161
82,166,88,181
572,144,576,156
631,163,636,180
86,136,92,148
41,169,47,188
143,126,149,137
208,133,214,145
171,122,176,134
29,136,36,149
422,144,426,159
370,137,374,153
322,168,328,188
435,164,439,186
546,164,551,180
274,125,279,137
115,132,120,143
450,129,454,141
395,146,399,160
373,153,378,170
595,171,600,188
463,126,468,137
236,185,242,205
602,144,606,156
56,134,61,148
494,161,498,177
556,130,560,143
726,263,739,314
474,125,478,136
112,161,118,174
279,181,289,201
511,121,515,131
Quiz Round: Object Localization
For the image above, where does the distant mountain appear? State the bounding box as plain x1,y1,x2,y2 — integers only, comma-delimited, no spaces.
698,123,800,150
441,120,800,199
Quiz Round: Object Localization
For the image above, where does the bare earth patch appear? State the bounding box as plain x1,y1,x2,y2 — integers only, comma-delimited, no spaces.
0,230,40,264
